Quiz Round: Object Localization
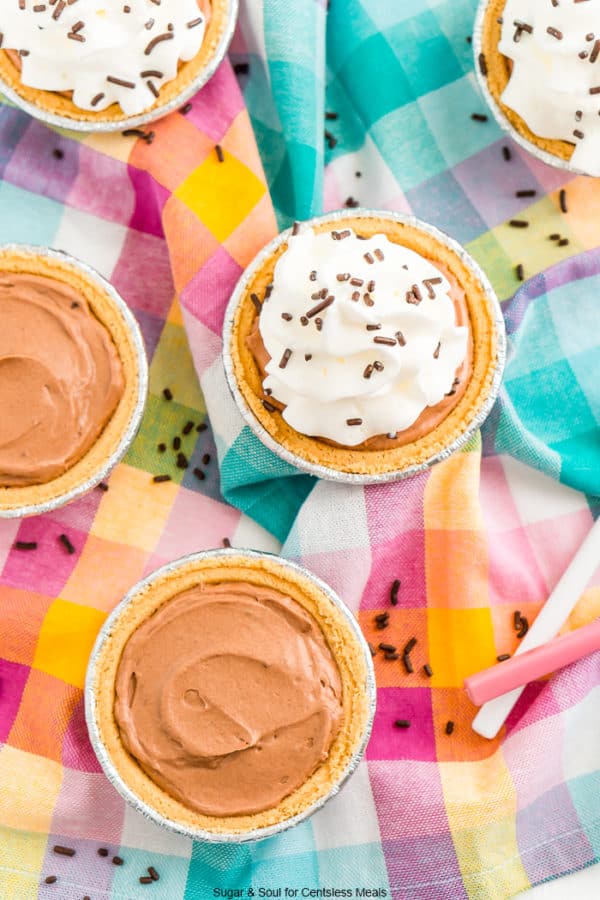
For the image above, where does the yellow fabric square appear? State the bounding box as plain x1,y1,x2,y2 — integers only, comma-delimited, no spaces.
424,451,484,531
0,826,47,898
91,463,178,552
175,147,266,242
33,598,106,689
427,607,496,687
0,745,62,832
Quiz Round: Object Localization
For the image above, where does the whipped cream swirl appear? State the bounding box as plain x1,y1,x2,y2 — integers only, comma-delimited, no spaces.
2,0,206,116
498,0,600,175
258,227,469,447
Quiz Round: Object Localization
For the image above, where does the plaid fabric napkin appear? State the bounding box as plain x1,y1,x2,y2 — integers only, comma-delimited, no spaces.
1,1,600,899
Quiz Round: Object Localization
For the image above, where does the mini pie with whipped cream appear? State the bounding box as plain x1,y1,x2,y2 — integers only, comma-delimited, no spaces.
0,246,143,515
227,212,501,479
0,0,230,126
478,0,600,174
89,552,372,835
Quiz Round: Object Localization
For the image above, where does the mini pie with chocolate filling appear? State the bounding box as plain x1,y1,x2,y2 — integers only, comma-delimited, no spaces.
226,212,501,478
89,552,372,836
0,247,143,515
0,0,231,127
478,0,600,174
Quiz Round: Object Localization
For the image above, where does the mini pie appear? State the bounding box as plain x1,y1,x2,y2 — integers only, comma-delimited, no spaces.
0,247,143,515
0,0,230,127
479,0,583,167
227,212,501,479
89,552,372,836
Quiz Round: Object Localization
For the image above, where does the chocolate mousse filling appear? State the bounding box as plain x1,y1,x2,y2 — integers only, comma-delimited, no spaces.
114,581,343,817
0,273,124,487
246,260,473,451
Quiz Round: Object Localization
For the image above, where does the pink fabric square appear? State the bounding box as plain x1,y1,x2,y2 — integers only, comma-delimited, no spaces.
180,246,243,335
50,768,125,843
367,687,436,762
156,486,240,561
505,681,562,736
300,547,372,614
526,509,593,594
184,63,245,140
128,166,170,237
488,526,547,607
369,758,449,839
503,712,564,808
111,229,174,318
2,520,84,595
0,659,29,742
62,698,103,774
67,145,135,226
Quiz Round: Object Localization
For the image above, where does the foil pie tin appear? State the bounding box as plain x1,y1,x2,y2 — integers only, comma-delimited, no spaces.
222,208,507,485
473,0,587,176
0,243,148,519
0,0,238,134
84,548,377,843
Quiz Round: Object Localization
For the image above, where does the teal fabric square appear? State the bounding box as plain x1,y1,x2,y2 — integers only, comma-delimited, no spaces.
567,348,600,427
326,1,380,66
336,33,414,130
370,100,446,191
185,844,252,897
568,772,600,859
0,181,62,246
387,11,463,97
506,360,597,445
554,429,600,496
504,295,565,382
432,0,482,76
548,274,600,360
221,427,315,541
419,75,501,169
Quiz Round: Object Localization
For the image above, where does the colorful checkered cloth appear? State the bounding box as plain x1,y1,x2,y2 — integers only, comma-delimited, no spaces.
1,0,600,898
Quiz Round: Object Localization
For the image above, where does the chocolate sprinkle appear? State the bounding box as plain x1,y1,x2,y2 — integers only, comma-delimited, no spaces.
423,664,433,677
516,616,529,639
193,467,205,481
45,876,58,884
445,720,455,736
157,442,166,453
98,848,109,857
59,534,75,555
182,421,194,435
478,53,488,76
15,541,38,551
153,474,171,483
390,579,400,605
394,720,411,729
112,856,124,866
502,145,512,161
559,188,568,214
53,846,75,857
173,436,181,451
471,112,488,122
509,219,529,228
148,867,160,881
97,482,109,492
262,399,276,412
516,263,524,281
162,387,173,401
497,654,511,662
176,452,188,469
215,144,224,162
140,876,153,884
346,418,363,426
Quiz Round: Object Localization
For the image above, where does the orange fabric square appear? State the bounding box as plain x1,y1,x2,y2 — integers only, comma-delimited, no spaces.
359,607,429,688
427,607,496,688
223,110,272,182
131,113,215,193
33,599,106,689
0,586,53,665
162,196,221,294
426,529,490,609
432,687,499,762
8,669,80,763
491,601,543,659
61,534,148,613
424,450,484,531
224,192,279,269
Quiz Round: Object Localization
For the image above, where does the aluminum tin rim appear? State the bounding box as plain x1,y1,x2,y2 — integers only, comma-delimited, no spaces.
222,208,507,485
84,548,377,844
0,243,148,518
473,0,587,177
0,0,238,133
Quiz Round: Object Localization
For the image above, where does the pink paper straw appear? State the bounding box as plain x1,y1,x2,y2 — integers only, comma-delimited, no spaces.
465,618,600,706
